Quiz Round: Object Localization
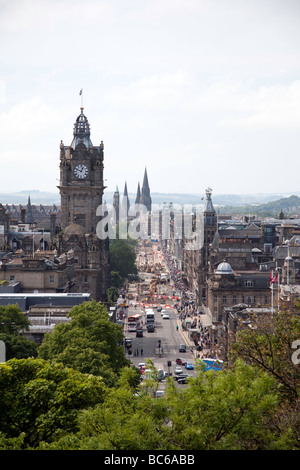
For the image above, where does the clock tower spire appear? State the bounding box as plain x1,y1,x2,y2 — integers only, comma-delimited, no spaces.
57,107,109,302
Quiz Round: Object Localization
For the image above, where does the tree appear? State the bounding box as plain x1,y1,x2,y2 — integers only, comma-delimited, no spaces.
109,239,137,280
0,333,38,360
37,360,298,450
0,358,106,448
37,300,130,386
0,305,37,360
229,310,300,401
0,304,30,335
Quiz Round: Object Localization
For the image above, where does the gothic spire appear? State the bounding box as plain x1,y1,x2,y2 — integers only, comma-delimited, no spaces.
140,167,151,212
26,195,34,225
135,182,141,204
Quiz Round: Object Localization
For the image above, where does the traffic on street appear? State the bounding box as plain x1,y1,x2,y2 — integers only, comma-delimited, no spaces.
114,239,201,392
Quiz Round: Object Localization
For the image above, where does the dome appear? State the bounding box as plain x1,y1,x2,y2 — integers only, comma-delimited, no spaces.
215,261,233,275
70,108,93,150
63,222,87,239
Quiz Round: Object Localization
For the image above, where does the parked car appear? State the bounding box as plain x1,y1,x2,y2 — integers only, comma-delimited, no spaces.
185,362,194,370
179,344,186,352
175,366,183,375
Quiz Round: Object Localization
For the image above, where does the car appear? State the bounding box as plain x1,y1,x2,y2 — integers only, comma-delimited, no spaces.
154,390,165,398
162,313,170,319
175,366,183,375
136,329,143,337
157,306,162,312
174,373,190,381
179,344,186,353
147,324,155,332
185,362,194,370
138,363,146,369
177,376,190,384
175,358,187,366
160,310,167,316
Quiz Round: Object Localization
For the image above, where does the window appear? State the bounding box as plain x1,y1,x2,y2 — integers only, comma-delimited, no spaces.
49,275,54,283
84,275,88,283
244,280,254,287
233,295,237,304
222,296,227,304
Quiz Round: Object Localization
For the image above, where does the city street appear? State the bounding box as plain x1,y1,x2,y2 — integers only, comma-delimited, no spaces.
118,240,198,389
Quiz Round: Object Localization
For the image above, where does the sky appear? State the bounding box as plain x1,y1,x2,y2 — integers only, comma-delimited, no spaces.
1,0,300,200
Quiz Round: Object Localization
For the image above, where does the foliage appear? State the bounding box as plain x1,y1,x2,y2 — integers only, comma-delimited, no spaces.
229,310,300,401
0,333,38,360
109,224,137,280
38,360,299,450
0,304,30,335
37,300,130,386
106,285,119,305
109,271,124,288
0,358,106,448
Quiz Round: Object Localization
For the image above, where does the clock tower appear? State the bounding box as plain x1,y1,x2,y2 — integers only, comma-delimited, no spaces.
57,107,109,302
58,107,104,232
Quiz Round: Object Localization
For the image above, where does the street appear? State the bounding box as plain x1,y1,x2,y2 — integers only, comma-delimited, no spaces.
118,240,198,388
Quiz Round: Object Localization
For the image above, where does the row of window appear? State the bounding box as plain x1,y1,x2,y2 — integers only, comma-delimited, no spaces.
215,295,271,305
9,275,88,284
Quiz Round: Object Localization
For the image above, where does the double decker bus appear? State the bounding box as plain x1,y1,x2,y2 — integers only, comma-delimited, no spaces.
127,314,142,332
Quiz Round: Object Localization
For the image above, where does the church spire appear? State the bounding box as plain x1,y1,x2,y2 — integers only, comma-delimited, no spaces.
140,167,152,212
26,195,34,225
121,181,130,219
135,182,141,204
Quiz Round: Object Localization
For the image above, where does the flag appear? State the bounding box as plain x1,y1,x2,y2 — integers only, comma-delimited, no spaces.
270,271,278,283
79,89,82,95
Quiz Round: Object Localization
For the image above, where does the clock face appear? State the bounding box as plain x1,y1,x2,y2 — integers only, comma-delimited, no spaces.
74,164,88,179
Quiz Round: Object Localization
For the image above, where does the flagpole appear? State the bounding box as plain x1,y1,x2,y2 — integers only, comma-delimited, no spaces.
271,270,274,317
277,272,280,311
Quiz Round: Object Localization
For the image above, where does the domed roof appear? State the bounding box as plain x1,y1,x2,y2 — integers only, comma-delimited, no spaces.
215,261,233,274
63,222,87,239
70,107,93,150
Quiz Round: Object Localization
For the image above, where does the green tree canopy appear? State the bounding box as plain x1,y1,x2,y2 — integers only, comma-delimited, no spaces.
0,304,30,335
109,238,137,281
229,310,300,401
38,360,299,450
0,333,38,360
37,300,130,386
0,358,106,448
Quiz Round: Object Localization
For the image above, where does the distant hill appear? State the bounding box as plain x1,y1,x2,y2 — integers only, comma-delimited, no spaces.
219,195,300,218
1,190,300,216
